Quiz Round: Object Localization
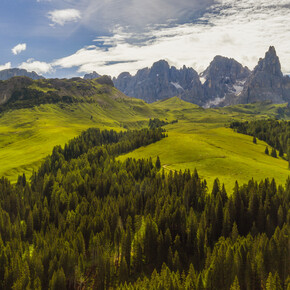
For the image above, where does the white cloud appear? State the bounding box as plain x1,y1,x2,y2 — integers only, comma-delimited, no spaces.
19,59,53,74
12,43,27,55
48,9,81,26
0,62,11,71
52,0,290,76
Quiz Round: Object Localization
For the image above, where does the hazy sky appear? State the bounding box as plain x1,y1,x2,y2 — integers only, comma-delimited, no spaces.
0,0,289,77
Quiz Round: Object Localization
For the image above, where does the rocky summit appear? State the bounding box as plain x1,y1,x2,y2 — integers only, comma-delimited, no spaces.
113,60,204,105
229,46,290,105
201,55,250,108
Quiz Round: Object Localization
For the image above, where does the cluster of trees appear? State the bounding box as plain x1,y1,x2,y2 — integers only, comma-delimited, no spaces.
265,146,278,158
230,119,290,160
149,118,178,129
0,127,289,289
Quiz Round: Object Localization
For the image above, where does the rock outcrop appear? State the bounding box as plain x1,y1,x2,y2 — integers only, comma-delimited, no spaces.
0,68,44,81
83,71,101,80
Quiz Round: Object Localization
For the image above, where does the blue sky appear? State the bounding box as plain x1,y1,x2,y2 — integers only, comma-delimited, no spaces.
0,0,289,78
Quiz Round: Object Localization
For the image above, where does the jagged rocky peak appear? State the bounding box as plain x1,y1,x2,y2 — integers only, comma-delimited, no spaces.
254,46,283,77
83,71,101,80
202,55,250,82
149,60,170,77
231,46,290,105
0,68,44,81
201,55,250,107
113,60,203,104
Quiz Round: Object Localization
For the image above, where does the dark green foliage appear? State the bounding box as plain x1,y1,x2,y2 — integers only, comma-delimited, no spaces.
271,148,277,158
0,127,288,289
253,136,257,144
265,146,269,155
149,118,178,129
155,156,161,170
0,88,77,112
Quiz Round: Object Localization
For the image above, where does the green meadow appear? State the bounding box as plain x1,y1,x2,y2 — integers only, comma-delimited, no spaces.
0,92,289,190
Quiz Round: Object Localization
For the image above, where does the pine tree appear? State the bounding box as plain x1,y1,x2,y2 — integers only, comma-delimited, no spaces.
119,258,129,283
230,276,241,290
271,148,277,158
49,268,66,290
278,147,283,157
265,146,269,155
253,136,257,144
231,222,239,242
155,156,161,170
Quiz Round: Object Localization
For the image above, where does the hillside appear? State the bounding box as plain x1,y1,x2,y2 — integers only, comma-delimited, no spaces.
0,79,289,289
0,76,289,189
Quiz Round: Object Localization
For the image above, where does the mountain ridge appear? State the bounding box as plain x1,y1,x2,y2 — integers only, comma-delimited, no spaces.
0,68,44,81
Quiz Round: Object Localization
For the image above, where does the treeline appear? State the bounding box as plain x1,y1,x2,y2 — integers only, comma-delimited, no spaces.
149,118,178,129
0,127,289,289
230,119,290,158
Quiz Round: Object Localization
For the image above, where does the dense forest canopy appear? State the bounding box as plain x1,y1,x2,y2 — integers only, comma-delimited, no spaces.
0,126,289,289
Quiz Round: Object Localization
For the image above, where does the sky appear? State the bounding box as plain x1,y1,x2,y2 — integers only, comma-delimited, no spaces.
0,0,289,78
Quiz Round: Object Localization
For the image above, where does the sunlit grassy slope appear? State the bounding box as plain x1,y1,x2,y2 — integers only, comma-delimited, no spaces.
0,92,289,189
119,98,290,190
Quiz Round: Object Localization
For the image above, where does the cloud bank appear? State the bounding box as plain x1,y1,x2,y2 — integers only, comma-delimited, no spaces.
48,9,81,26
12,43,27,55
19,59,53,74
52,0,290,76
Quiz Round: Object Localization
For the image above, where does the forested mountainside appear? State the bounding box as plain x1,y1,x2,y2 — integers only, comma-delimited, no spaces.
0,126,289,289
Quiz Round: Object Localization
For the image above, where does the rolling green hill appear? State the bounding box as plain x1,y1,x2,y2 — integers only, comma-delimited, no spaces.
0,77,289,188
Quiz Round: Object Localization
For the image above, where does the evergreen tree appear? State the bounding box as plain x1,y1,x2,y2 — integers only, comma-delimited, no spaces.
155,156,161,170
49,268,66,290
253,136,257,144
230,276,241,290
265,146,269,155
271,148,277,158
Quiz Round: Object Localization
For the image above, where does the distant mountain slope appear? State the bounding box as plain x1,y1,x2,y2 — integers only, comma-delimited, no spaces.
111,46,289,107
0,68,44,81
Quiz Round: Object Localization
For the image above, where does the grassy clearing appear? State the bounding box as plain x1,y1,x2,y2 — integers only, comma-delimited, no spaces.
119,123,289,191
0,95,289,188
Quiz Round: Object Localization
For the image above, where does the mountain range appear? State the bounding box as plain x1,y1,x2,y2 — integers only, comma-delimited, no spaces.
1,46,289,107
111,46,290,107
